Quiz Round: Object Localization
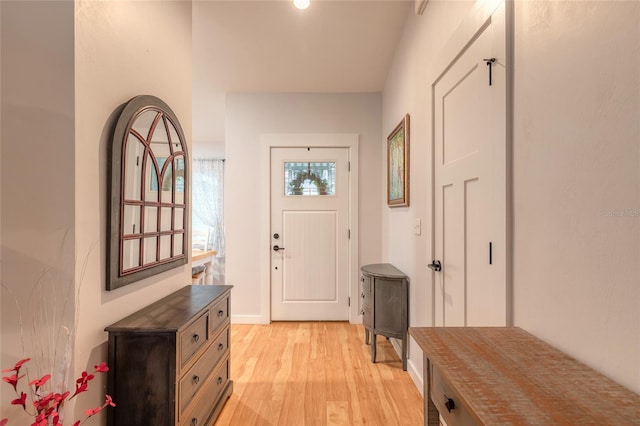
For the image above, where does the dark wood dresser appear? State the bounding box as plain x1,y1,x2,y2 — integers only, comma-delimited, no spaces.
361,263,408,370
105,285,233,426
410,327,640,425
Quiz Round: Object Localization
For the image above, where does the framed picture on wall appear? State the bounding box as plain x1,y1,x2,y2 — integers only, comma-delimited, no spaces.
387,114,410,207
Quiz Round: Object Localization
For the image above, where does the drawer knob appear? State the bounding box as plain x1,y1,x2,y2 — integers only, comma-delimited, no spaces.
360,310,364,315
192,375,199,384
191,418,198,426
192,334,200,343
217,377,223,385
218,343,225,351
361,293,365,299
218,310,224,318
444,396,455,413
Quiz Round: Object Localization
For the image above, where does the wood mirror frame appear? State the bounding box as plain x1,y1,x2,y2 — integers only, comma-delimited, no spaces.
107,95,189,291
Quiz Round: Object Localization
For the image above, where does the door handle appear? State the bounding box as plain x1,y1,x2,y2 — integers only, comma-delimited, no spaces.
428,260,442,272
273,245,285,252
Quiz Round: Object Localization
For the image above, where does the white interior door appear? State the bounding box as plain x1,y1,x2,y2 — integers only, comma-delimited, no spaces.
433,4,507,326
271,147,350,320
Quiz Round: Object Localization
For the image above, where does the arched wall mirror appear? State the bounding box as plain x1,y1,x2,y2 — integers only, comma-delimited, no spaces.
108,95,189,290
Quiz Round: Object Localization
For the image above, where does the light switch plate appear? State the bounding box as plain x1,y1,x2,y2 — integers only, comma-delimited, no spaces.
414,218,421,235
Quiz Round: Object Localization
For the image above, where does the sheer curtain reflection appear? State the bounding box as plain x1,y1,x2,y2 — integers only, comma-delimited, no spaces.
192,159,225,284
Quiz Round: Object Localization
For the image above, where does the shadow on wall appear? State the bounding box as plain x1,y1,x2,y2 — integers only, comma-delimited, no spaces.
72,341,111,424
0,230,76,422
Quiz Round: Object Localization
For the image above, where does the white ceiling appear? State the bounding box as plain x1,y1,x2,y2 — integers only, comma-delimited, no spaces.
192,0,412,149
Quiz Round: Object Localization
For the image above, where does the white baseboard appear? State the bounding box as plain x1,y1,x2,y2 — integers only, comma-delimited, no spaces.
407,358,424,396
232,316,363,325
390,337,402,356
231,314,268,324
390,337,424,396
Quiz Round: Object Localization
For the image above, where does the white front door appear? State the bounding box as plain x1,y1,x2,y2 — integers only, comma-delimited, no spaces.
433,4,508,326
270,147,350,320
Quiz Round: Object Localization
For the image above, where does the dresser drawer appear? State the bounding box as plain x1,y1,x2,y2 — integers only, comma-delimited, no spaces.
180,394,213,426
210,296,229,334
209,357,230,404
362,275,372,293
179,328,230,414
361,290,371,308
180,358,230,426
363,305,373,328
211,327,230,366
180,312,209,368
430,364,477,426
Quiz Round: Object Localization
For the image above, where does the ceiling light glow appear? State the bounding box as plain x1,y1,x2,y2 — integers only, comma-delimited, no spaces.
294,0,310,10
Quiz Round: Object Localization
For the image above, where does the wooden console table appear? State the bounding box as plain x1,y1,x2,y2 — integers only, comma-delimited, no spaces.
409,327,640,425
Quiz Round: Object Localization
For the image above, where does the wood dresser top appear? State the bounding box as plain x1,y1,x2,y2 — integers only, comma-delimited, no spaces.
409,327,640,425
105,285,232,333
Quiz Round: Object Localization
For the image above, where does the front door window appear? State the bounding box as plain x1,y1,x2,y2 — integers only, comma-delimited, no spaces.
284,162,336,196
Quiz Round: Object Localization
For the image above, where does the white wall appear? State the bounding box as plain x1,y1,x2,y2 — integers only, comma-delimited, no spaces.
0,0,191,423
381,0,476,391
192,139,225,160
0,0,2,406
512,0,639,393
1,1,75,421
0,1,3,408
383,0,639,394
225,93,382,322
74,0,192,420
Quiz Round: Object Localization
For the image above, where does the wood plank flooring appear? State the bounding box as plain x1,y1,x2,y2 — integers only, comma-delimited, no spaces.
215,322,424,425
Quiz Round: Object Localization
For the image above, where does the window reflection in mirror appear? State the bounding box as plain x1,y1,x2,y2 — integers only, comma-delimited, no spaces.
108,95,189,290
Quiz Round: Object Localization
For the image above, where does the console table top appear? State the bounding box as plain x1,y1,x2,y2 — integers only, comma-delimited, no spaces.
361,263,407,279
105,285,232,332
409,326,640,424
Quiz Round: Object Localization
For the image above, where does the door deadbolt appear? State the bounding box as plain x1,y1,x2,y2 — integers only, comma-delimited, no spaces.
273,233,280,239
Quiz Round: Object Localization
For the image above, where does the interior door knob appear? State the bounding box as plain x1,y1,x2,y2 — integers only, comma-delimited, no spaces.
428,260,442,272
273,245,285,252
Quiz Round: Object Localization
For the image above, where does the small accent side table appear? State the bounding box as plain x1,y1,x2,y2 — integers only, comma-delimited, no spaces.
361,263,408,370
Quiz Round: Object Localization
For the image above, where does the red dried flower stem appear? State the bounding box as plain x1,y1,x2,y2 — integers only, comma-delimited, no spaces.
1,358,113,425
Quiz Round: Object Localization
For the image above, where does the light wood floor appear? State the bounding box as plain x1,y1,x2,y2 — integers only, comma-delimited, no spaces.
215,322,424,425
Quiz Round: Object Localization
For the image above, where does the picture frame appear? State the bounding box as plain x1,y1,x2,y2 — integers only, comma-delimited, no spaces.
387,114,410,207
